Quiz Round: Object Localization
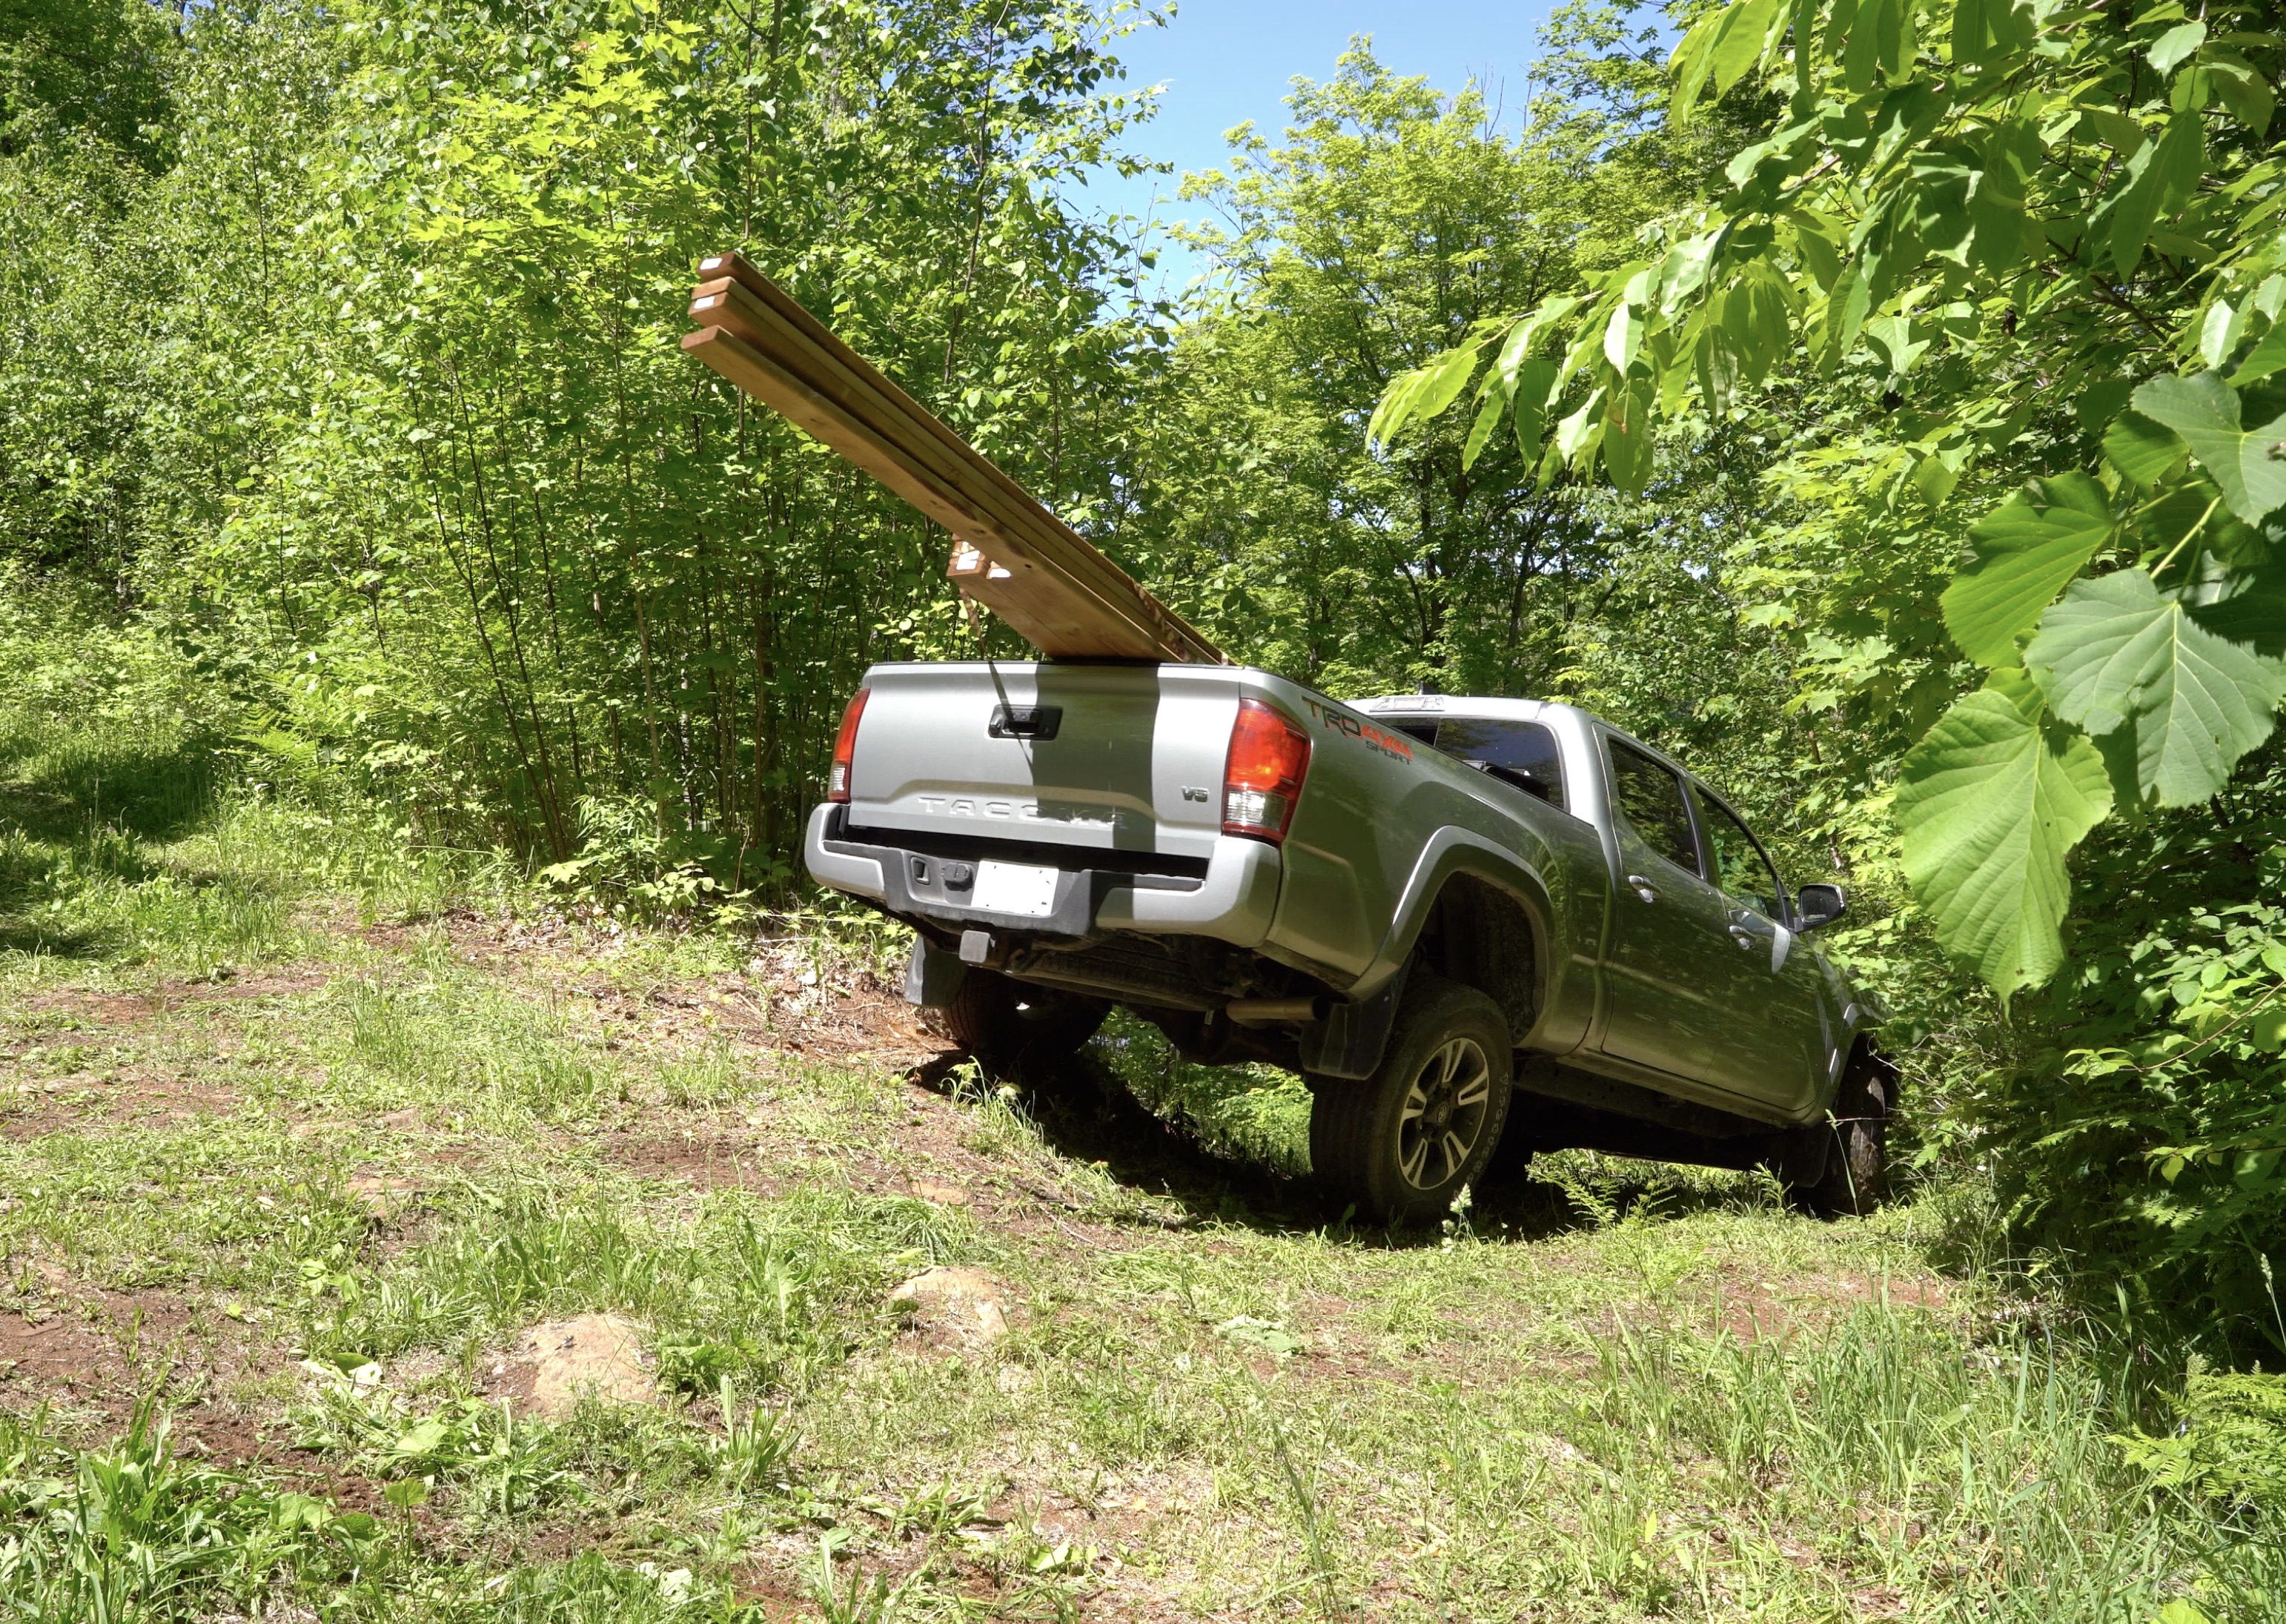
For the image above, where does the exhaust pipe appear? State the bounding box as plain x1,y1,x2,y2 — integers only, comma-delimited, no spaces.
1225,996,1328,1027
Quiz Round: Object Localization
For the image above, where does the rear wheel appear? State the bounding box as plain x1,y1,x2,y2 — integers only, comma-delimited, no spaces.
944,968,1109,1073
1795,1047,1894,1218
1310,975,1512,1225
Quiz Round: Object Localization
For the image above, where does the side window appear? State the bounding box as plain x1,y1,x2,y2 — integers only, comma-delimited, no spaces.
1694,789,1783,919
1607,741,1700,876
1433,719,1566,809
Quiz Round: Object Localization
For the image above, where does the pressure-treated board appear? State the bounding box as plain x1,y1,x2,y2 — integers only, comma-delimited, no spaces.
683,251,1223,665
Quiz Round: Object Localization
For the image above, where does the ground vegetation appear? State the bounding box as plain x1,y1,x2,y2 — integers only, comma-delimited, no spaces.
2,0,2285,1611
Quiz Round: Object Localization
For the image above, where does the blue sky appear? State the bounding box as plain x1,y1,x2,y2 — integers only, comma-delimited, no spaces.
1064,0,1566,291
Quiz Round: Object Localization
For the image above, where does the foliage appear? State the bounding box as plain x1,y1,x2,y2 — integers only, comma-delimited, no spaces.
1376,0,2286,998
2120,1365,2286,1514
1130,15,1775,701
3,0,1174,895
1969,746,2286,1353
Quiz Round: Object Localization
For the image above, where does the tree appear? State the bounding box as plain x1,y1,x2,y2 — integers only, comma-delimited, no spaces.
1130,21,1761,700
1375,0,2286,996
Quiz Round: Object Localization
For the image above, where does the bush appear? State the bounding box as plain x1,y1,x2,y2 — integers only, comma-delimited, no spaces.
1975,746,2286,1359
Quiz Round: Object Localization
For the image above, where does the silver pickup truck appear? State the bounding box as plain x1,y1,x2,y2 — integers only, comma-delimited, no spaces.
806,660,1893,1223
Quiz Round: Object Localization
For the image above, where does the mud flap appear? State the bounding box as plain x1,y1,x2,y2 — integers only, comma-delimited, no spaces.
904,936,967,1009
1297,960,1414,1080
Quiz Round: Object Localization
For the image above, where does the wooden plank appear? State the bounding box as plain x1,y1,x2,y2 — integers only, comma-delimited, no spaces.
683,252,1222,665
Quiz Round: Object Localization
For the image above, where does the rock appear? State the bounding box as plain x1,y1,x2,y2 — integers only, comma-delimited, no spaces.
910,1179,972,1207
889,1266,1012,1350
508,1313,656,1418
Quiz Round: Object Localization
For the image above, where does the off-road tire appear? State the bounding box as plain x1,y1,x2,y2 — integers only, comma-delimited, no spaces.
944,968,1109,1073
1309,975,1513,1226
1796,1047,1895,1218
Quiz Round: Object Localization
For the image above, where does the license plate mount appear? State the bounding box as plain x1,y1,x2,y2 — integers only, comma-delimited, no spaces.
971,861,1059,918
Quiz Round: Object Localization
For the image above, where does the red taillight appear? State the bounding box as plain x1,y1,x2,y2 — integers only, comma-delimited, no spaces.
1222,697,1311,844
827,687,869,802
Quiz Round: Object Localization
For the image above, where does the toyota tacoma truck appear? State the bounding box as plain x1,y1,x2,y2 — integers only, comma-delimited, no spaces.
804,662,1894,1224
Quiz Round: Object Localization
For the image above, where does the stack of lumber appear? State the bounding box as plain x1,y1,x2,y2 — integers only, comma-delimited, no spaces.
683,251,1223,665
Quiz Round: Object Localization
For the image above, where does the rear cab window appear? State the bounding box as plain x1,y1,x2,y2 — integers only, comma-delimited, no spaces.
1391,717,1566,810
1606,739,1700,877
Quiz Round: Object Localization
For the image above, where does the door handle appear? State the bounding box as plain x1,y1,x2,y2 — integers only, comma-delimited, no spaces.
1626,873,1657,904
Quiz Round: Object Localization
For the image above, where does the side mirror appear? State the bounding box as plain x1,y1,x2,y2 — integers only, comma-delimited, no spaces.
1794,883,1846,930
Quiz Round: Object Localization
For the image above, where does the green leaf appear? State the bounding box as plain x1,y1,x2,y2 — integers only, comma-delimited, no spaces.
1366,364,1431,448
2105,411,2186,487
2201,300,2246,371
1603,301,1642,374
1461,377,1508,471
2105,111,2206,276
1554,387,1604,462
2228,322,2286,388
2132,373,2286,523
1368,344,1480,448
1863,314,1929,375
2148,20,2207,76
1951,0,2031,67
1967,122,2038,274
2026,568,2286,805
1411,344,1482,422
1602,374,1657,495
2201,48,2276,134
1511,354,1557,465
2184,559,2286,658
1941,474,2113,665
1709,0,1787,99
1669,7,1727,122
1843,0,1904,93
1895,674,2113,994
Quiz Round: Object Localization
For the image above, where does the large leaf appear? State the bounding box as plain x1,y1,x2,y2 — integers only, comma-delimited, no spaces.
2134,373,2286,523
2201,47,2276,135
1601,374,1657,496
1510,354,1557,464
1895,674,2113,994
1966,119,2037,274
2104,110,2204,276
2184,559,2286,658
2147,19,2205,76
1709,0,1788,99
2025,568,2286,806
1368,343,1480,448
2103,410,2185,487
1940,473,2111,665
2230,322,2286,388
1950,0,2032,68
1460,377,1508,471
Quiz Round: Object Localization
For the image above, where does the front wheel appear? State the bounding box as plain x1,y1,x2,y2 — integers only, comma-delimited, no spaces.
1309,975,1512,1226
1793,1047,1895,1218
944,968,1109,1073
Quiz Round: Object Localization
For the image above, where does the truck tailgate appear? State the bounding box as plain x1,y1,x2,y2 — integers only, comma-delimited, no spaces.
844,662,1248,863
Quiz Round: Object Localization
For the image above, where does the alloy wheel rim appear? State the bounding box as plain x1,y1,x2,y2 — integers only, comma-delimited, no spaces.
1397,1036,1492,1190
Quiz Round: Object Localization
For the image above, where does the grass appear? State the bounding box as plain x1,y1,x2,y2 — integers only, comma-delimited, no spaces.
0,693,2280,1620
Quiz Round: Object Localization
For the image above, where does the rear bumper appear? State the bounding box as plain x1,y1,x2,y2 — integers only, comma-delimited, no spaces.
804,803,1282,948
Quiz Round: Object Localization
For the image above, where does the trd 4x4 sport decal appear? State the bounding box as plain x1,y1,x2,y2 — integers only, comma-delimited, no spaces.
1302,698,1414,764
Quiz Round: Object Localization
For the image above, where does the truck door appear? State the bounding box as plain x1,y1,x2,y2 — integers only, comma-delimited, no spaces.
1689,788,1833,1113
1596,740,1745,1086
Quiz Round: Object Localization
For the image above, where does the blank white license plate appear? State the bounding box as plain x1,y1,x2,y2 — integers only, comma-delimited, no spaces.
972,861,1059,918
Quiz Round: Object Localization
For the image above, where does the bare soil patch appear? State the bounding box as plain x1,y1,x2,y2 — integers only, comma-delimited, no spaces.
16,969,331,1030
0,1271,271,1451
0,1065,242,1139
